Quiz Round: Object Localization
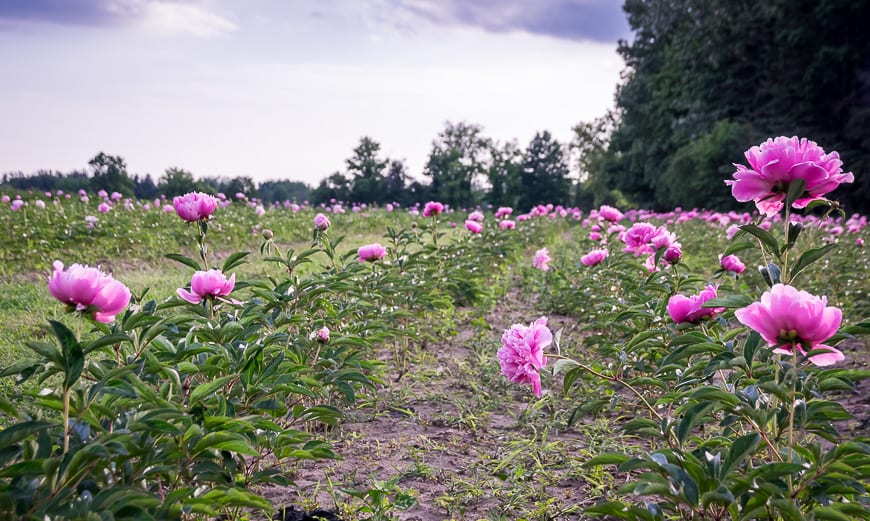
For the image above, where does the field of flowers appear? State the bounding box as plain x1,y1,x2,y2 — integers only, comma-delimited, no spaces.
0,137,868,520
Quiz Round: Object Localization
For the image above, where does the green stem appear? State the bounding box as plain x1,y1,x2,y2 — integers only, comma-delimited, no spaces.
62,387,71,454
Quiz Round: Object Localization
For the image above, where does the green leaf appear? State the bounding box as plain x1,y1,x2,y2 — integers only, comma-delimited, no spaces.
702,295,754,309
49,320,83,389
789,244,836,281
721,433,760,478
552,358,579,376
584,453,630,466
675,402,714,447
0,421,53,447
188,375,236,406
739,224,779,254
722,241,755,257
165,253,202,271
784,178,806,209
222,251,250,272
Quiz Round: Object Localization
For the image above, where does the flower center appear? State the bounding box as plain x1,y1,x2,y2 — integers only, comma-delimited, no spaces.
778,329,799,342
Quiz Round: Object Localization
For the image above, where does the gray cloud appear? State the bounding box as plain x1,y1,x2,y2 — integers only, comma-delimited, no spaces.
399,0,630,43
0,0,117,25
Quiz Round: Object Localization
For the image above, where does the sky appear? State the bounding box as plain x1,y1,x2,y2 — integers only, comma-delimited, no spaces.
0,0,631,186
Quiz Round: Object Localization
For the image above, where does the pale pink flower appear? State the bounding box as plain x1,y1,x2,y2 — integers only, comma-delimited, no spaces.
97,190,108,199
48,261,131,322
581,249,608,267
734,284,844,366
357,243,386,262
599,205,624,223
857,238,865,247
177,270,236,304
98,202,111,214
312,326,330,343
465,220,483,233
35,200,46,209
468,210,484,222
720,254,746,274
495,207,513,218
173,192,217,222
499,220,515,230
533,248,551,271
1,195,9,203
726,136,854,216
497,317,551,398
667,285,723,324
314,213,330,231
10,200,24,211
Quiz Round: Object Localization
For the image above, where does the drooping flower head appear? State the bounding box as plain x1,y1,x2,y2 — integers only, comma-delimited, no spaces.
734,284,844,366
581,249,608,267
465,220,483,233
726,137,854,216
48,261,131,323
497,317,551,398
720,254,746,274
533,248,551,271
357,243,386,262
667,285,724,324
177,269,236,304
173,192,218,222
422,201,444,217
314,213,331,231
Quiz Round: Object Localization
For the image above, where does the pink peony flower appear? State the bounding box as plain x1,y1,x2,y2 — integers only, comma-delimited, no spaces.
313,326,330,343
726,136,854,216
499,219,516,230
598,205,624,223
98,202,111,214
622,223,660,256
465,219,483,233
10,200,24,211
497,317,551,398
581,249,608,267
48,261,131,322
173,192,217,222
857,238,865,247
533,248,551,271
177,269,236,304
422,201,444,217
495,206,513,218
667,285,724,324
734,284,844,366
468,210,484,222
357,243,386,262
314,213,330,231
720,254,746,274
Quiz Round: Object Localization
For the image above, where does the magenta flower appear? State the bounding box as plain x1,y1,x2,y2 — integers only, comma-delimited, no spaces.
48,261,131,323
533,248,551,271
314,213,331,231
422,201,444,217
177,270,236,304
734,284,844,366
468,210,484,222
173,192,217,222
667,285,724,324
357,243,386,262
98,202,111,214
499,220,516,230
621,223,660,256
313,326,330,343
581,249,608,267
720,254,746,274
726,136,854,216
465,220,483,233
495,206,513,218
497,317,551,398
599,205,624,223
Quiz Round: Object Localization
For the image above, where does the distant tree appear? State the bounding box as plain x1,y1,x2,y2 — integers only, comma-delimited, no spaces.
486,141,523,208
518,131,571,210
158,167,203,196
311,171,352,204
257,180,311,203
571,112,625,208
88,152,134,195
384,159,413,205
225,176,256,198
133,174,159,199
345,137,389,204
424,122,491,208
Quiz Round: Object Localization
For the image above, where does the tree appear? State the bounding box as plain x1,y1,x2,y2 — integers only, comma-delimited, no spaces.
346,137,389,204
384,159,413,205
486,141,523,208
311,172,351,204
88,152,134,195
424,122,491,208
518,131,571,210
257,180,311,203
158,167,203,197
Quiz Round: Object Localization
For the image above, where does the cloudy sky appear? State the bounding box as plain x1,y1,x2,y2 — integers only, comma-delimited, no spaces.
0,0,630,185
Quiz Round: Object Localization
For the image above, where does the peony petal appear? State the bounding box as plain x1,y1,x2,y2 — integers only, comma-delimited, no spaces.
177,288,203,304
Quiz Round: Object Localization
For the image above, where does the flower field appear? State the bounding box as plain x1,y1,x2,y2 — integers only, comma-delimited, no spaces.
0,139,869,520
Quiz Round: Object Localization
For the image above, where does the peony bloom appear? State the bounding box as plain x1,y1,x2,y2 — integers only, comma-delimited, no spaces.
495,206,513,218
599,205,624,223
10,200,24,211
177,269,236,304
468,210,484,222
720,254,746,274
581,249,608,267
499,219,515,230
497,317,551,398
173,192,217,222
422,201,444,217
734,284,843,366
621,223,660,256
667,285,724,324
48,261,131,322
857,238,865,247
314,213,330,231
312,326,330,343
357,243,386,262
465,219,483,233
533,248,551,271
726,136,854,216
98,202,111,214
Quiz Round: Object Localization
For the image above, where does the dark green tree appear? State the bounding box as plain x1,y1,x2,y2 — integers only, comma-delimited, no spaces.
518,131,571,210
424,122,491,208
88,152,134,195
384,159,413,205
311,172,352,204
486,141,523,208
158,167,203,197
347,137,389,204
